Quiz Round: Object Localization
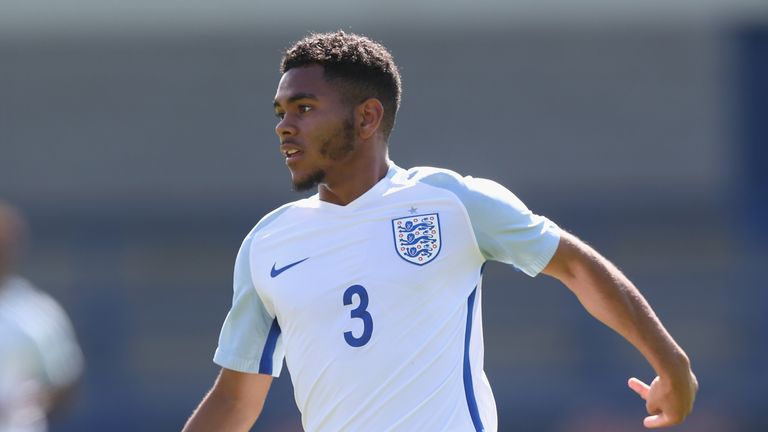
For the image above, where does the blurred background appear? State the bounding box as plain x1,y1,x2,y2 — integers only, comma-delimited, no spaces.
1,0,767,431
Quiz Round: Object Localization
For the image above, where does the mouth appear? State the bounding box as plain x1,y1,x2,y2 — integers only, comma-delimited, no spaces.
281,143,304,163
284,149,303,165
284,148,302,159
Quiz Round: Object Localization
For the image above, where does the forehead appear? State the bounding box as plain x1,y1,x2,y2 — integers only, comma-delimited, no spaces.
274,64,340,105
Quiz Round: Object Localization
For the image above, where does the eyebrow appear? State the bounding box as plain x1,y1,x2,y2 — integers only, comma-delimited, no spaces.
273,93,319,109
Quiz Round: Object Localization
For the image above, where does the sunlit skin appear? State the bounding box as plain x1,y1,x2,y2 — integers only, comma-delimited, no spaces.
273,65,389,206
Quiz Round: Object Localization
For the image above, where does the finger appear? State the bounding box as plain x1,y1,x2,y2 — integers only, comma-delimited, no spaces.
628,377,650,400
644,413,672,429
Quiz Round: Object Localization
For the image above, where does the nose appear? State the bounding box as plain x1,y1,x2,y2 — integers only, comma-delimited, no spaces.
275,115,298,139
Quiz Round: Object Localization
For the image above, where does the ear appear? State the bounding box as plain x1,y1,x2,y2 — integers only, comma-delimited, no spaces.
355,98,384,140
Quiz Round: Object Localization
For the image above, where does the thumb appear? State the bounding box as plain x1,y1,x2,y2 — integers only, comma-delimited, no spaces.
644,414,671,429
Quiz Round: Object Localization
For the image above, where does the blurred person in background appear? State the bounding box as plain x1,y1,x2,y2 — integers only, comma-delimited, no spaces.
183,32,698,432
0,202,84,432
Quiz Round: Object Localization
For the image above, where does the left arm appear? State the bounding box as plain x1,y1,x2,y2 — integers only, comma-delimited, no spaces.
542,230,698,429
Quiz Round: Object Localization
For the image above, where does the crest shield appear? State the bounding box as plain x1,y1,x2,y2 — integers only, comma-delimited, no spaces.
391,213,441,266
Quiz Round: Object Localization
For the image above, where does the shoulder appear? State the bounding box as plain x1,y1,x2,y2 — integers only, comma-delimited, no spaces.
1,276,49,310
238,194,322,253
393,165,524,209
391,166,471,201
232,200,302,261
393,165,465,187
245,197,313,240
0,277,76,337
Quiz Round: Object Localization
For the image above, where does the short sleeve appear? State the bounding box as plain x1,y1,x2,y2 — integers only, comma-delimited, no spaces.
461,177,560,276
213,234,285,376
411,167,560,277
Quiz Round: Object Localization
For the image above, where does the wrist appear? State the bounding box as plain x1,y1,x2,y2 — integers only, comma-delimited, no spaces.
657,350,693,382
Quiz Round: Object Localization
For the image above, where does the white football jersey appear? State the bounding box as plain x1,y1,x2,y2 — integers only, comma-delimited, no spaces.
0,276,84,432
214,164,560,432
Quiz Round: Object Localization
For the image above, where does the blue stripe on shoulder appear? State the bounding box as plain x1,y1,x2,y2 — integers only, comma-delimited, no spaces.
258,319,281,374
463,287,485,431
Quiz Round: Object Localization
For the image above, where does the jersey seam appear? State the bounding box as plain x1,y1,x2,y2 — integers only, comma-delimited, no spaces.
245,202,299,317
410,179,486,267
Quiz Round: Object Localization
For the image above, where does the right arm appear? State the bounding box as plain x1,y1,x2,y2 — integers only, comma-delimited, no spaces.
182,368,272,432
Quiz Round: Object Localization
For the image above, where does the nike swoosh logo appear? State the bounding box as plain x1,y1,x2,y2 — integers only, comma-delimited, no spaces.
270,257,309,278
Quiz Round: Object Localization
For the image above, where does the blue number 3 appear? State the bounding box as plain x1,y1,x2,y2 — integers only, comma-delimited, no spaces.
343,285,373,347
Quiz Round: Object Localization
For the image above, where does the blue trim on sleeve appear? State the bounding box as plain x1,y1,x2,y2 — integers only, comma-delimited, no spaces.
258,319,281,374
463,287,485,432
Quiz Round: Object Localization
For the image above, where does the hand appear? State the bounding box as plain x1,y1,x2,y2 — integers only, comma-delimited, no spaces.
628,372,698,428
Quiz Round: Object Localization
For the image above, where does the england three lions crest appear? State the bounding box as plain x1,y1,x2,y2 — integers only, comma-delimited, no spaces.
391,213,441,266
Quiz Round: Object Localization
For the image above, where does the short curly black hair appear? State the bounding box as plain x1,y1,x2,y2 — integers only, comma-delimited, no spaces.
280,31,402,141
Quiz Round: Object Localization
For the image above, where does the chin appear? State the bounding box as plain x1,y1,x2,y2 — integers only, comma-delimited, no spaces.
292,169,326,192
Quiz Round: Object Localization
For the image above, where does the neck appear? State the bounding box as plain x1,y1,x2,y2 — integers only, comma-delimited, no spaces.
318,149,390,206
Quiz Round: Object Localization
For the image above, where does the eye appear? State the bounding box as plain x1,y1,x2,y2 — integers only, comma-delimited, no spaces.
298,105,313,114
275,111,285,120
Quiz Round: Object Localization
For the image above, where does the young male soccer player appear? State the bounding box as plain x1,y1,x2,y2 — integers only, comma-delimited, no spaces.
183,31,698,431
